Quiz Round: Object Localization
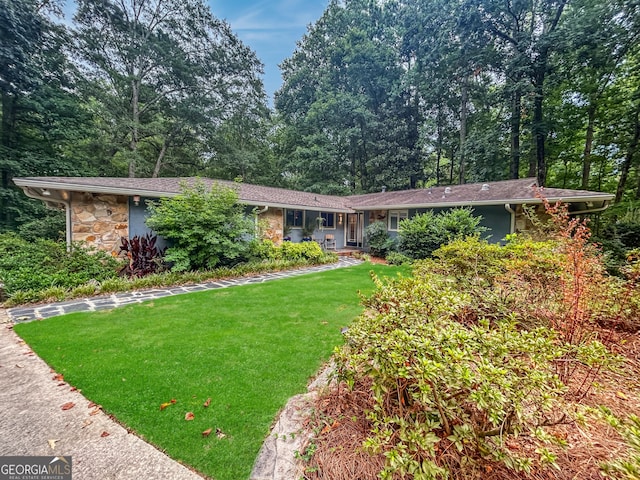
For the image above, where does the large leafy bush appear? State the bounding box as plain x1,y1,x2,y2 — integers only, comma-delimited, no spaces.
0,233,118,296
145,180,254,272
364,221,396,257
335,272,567,478
398,208,487,259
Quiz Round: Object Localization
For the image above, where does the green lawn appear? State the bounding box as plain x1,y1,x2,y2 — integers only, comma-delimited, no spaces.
14,263,408,480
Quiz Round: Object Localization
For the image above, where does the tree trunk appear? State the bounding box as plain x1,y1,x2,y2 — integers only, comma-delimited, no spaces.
533,60,547,186
581,103,596,189
152,141,168,178
449,146,455,184
436,108,443,186
1,91,17,229
615,102,640,203
459,76,468,185
129,80,140,178
510,88,521,179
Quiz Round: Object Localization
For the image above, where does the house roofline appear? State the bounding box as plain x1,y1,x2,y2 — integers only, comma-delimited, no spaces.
351,196,614,211
13,178,354,213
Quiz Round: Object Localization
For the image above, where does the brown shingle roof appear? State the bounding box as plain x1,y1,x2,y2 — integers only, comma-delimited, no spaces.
346,178,614,209
13,176,614,211
13,177,354,212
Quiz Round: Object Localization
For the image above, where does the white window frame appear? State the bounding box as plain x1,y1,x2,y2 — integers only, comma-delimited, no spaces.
388,210,408,231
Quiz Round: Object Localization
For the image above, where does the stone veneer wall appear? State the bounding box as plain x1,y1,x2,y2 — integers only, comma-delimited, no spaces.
259,208,284,244
70,192,129,253
514,204,548,233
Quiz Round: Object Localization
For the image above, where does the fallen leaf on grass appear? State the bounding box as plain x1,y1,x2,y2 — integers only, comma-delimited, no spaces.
48,439,58,450
160,402,172,411
185,412,195,421
203,398,211,408
202,428,213,438
216,428,226,439
171,399,177,404
61,402,75,411
100,431,110,438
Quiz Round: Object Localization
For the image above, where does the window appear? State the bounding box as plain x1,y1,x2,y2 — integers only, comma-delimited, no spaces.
388,210,408,231
319,212,336,229
285,209,304,228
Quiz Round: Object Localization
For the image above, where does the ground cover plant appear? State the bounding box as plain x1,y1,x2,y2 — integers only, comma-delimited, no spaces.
0,233,119,301
13,262,409,480
304,202,640,480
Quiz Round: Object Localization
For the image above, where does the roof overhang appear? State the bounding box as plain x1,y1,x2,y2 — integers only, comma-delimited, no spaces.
351,196,614,211
13,178,353,213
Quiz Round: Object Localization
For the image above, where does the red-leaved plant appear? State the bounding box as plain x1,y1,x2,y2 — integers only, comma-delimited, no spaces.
118,233,167,278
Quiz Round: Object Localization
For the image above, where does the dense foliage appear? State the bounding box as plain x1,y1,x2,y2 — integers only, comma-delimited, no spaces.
276,0,640,197
0,233,118,298
3,0,640,254
250,239,329,263
364,221,396,258
309,202,639,478
0,0,270,234
145,181,254,272
398,208,487,259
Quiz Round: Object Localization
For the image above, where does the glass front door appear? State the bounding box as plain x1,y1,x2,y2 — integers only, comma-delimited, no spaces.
346,213,363,247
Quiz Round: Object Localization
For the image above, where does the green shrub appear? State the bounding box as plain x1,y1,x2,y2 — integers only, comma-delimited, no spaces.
17,213,66,242
39,287,67,303
0,233,119,295
250,239,328,262
600,408,640,479
398,208,487,259
336,272,567,478
385,251,412,265
364,221,396,257
431,236,507,286
280,241,325,261
70,284,100,298
145,180,255,272
250,239,281,260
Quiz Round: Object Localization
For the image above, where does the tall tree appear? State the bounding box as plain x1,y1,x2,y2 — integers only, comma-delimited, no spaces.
74,0,267,178
0,0,95,232
276,0,421,193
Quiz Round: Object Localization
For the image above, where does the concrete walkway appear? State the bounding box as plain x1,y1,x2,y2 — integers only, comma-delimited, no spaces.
1,258,362,479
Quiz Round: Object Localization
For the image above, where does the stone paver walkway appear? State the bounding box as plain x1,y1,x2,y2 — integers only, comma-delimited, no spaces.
7,257,362,323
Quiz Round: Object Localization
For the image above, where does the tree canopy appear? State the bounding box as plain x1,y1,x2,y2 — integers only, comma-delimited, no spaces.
2,0,640,233
276,0,640,196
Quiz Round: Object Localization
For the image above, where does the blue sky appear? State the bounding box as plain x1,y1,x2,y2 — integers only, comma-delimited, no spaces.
209,0,329,104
